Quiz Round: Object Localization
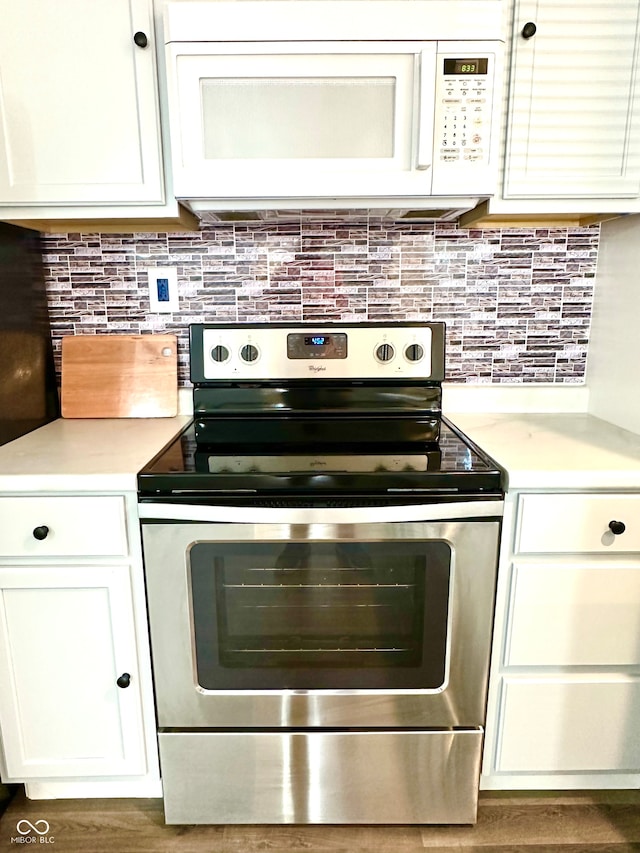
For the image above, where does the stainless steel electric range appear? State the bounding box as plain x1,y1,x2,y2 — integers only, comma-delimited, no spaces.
138,322,504,826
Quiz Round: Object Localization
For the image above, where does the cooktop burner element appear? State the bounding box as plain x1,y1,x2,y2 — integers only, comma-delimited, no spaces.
138,322,504,498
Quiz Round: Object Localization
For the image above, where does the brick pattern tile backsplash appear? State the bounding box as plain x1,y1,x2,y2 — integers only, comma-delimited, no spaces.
41,217,599,385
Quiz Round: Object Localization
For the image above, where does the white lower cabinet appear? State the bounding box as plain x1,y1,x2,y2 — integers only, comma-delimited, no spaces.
515,493,640,555
496,677,640,773
0,496,129,559
0,493,159,796
506,561,640,667
0,565,145,779
482,490,640,789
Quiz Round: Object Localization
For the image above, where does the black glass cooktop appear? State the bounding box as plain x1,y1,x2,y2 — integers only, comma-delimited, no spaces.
138,416,504,498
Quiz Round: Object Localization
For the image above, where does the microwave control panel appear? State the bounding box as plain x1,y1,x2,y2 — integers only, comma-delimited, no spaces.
437,57,490,162
431,40,501,195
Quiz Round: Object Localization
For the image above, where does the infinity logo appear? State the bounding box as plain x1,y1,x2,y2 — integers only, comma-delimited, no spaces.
16,819,50,835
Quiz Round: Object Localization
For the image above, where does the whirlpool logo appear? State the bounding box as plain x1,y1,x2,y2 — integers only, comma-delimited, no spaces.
11,819,54,844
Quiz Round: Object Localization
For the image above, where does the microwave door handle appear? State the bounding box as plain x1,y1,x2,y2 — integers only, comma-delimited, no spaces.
416,49,435,171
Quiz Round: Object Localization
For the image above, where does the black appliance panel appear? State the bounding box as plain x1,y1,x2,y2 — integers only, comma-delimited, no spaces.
0,222,59,446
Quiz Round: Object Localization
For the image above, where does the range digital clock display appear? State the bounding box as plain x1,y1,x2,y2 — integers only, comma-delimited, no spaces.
443,58,488,75
287,332,348,359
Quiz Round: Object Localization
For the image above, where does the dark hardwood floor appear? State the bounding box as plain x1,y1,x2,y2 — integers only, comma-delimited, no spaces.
1,788,640,852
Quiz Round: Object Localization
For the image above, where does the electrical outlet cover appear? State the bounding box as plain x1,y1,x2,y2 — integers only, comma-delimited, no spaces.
148,267,179,313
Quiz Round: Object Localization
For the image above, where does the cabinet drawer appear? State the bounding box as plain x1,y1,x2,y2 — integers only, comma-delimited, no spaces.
0,497,128,557
496,677,640,773
516,493,640,554
506,562,640,666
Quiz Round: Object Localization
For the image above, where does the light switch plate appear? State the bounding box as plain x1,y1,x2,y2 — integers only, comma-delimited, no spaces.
148,267,179,313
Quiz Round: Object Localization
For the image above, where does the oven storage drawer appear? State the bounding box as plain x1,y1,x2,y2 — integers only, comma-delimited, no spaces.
515,493,640,554
159,728,483,824
0,496,128,557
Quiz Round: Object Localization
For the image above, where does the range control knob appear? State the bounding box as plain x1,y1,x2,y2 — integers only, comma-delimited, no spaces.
375,343,395,363
240,344,259,363
405,343,425,363
210,344,230,363
609,520,626,535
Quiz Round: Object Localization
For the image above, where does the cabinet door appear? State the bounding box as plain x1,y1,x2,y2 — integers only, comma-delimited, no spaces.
504,0,640,198
0,0,163,205
0,565,146,779
505,561,640,666
496,677,640,773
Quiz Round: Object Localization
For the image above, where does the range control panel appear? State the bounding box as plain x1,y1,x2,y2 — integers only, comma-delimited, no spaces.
190,323,445,382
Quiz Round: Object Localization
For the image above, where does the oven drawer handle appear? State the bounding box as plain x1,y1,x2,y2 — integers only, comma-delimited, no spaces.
116,673,131,689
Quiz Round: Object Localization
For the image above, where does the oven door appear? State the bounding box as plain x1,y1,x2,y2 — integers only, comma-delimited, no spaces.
140,501,501,729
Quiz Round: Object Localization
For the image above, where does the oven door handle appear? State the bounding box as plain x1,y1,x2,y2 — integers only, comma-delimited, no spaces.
138,500,503,524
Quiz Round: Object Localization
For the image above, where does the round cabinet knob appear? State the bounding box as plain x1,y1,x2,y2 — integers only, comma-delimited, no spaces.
210,344,230,363
405,343,425,363
609,520,626,535
240,344,259,363
521,21,537,39
133,31,148,48
375,343,395,363
116,673,131,688
32,525,49,541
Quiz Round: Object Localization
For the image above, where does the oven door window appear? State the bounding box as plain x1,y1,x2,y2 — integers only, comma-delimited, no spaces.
189,540,450,690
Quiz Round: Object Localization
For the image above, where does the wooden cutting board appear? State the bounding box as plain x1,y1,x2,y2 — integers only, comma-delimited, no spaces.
61,334,178,418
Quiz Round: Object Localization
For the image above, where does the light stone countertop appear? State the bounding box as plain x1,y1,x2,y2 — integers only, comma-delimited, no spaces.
0,416,191,493
448,412,640,490
2,412,640,495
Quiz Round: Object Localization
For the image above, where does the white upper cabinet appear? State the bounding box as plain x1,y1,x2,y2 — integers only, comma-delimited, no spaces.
0,0,164,206
503,0,640,199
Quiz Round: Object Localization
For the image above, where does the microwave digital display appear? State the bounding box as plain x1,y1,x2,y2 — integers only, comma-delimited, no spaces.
443,58,488,75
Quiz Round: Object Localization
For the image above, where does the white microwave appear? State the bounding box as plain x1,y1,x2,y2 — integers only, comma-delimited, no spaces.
161,1,505,215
